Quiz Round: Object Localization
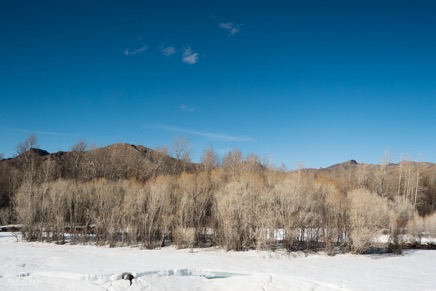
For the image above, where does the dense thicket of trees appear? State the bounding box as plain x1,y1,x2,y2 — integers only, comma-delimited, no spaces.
1,135,436,254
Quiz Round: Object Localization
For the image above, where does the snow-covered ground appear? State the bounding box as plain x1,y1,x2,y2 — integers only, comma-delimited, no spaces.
1,232,435,291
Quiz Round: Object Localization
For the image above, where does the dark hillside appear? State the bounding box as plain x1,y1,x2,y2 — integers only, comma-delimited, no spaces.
1,143,201,182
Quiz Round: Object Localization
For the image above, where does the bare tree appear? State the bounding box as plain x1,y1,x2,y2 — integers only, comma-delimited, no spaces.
355,163,370,189
222,148,243,178
243,153,263,173
152,145,170,176
347,188,390,253
41,155,57,182
201,146,220,171
69,140,88,181
16,134,39,181
0,160,15,224
15,134,40,240
155,145,169,156
396,159,422,208
172,137,192,161
16,134,38,155
172,137,192,173
374,150,391,197
88,146,111,179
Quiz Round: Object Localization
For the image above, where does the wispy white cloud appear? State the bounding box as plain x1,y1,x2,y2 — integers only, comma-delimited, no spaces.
161,46,176,56
182,47,199,64
123,44,148,56
219,22,233,30
154,124,255,142
219,22,243,36
10,128,68,136
180,104,195,112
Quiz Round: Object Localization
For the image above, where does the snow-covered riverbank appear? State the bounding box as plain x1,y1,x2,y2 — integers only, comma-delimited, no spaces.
1,232,435,290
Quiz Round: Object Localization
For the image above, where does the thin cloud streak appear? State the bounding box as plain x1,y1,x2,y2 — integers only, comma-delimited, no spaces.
154,125,255,142
8,127,69,136
124,44,148,56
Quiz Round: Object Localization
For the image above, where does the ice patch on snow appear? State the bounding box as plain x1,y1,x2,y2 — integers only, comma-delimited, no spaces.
136,269,248,279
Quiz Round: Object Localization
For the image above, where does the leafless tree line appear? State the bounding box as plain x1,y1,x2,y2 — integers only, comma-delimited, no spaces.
2,135,436,254
12,160,427,254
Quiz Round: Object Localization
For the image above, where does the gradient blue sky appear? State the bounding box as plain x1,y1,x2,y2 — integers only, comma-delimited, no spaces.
1,1,435,168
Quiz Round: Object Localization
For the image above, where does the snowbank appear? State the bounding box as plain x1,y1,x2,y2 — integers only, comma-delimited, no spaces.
1,232,435,290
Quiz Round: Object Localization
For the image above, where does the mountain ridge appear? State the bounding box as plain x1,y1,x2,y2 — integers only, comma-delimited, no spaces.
3,143,436,174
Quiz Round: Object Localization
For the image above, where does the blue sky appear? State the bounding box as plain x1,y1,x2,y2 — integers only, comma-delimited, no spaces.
1,1,435,169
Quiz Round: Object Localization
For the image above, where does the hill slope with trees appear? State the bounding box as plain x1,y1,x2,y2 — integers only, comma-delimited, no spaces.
1,135,436,254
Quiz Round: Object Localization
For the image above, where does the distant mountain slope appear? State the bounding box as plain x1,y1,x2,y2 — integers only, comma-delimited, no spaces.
321,158,436,173
324,159,358,171
3,144,436,182
1,143,202,181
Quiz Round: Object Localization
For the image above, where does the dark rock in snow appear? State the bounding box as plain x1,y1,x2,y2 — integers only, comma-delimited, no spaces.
122,272,134,286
